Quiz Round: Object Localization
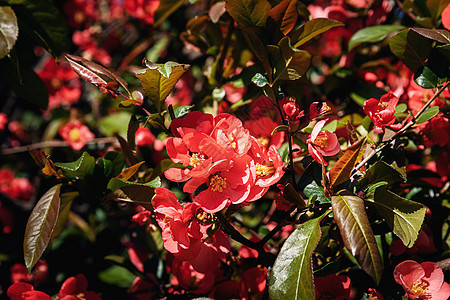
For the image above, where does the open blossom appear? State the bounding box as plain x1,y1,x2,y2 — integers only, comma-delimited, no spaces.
7,282,52,300
59,120,95,150
57,274,101,300
307,119,340,166
363,93,399,133
394,260,450,300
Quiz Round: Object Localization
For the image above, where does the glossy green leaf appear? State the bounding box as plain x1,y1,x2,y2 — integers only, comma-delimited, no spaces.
303,181,330,204
366,188,426,247
269,215,325,299
7,0,70,56
0,6,18,59
348,25,405,50
251,72,269,87
328,138,365,188
225,0,271,28
414,66,440,88
359,161,406,190
107,176,161,191
174,105,193,118
24,184,61,272
292,18,344,48
55,152,95,180
153,0,185,27
331,193,383,284
267,0,298,35
98,265,135,288
50,192,77,241
416,106,440,124
389,29,433,73
135,60,190,113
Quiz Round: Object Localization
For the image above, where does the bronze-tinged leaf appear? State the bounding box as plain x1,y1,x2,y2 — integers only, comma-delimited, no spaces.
116,161,145,181
292,18,344,48
267,0,298,35
103,185,155,210
115,134,137,166
273,36,311,82
410,28,450,44
135,60,190,113
329,138,366,188
331,193,383,284
225,0,271,28
50,192,77,241
65,55,108,92
24,184,62,272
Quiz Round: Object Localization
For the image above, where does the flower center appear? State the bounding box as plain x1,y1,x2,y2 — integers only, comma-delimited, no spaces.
76,293,86,300
255,163,274,177
410,280,429,297
69,128,82,142
313,134,328,148
258,136,270,147
196,209,215,224
189,153,205,168
209,175,226,192
228,137,237,149
378,102,388,109
163,215,171,225
50,78,62,90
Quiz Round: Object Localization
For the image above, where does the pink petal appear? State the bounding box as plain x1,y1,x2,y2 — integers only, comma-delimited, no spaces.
421,262,444,293
310,119,327,141
308,144,326,165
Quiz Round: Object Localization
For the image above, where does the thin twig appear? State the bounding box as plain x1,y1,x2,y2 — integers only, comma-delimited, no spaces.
1,137,118,155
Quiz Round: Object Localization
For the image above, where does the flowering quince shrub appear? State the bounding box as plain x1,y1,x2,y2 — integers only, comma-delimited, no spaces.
0,0,450,299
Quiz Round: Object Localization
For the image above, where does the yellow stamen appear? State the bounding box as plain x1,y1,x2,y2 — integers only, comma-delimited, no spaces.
378,102,388,109
163,215,171,225
69,128,81,142
255,163,275,177
76,293,86,300
258,136,270,147
228,137,237,149
189,153,205,168
209,175,226,192
313,134,328,148
50,78,62,90
410,280,429,297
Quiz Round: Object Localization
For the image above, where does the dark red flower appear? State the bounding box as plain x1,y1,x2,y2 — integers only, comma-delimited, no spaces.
57,274,101,300
124,0,159,25
7,282,52,300
314,274,352,300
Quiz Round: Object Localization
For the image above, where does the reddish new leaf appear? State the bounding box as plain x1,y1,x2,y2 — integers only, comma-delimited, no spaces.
65,54,108,92
225,0,271,28
24,184,62,272
331,193,383,284
329,138,365,188
116,161,146,181
267,0,298,35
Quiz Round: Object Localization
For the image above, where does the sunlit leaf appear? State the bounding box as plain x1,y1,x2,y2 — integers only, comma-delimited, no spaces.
24,184,61,272
389,29,433,73
304,181,330,204
251,72,269,87
98,111,133,137
331,193,383,284
359,161,406,190
272,36,311,82
50,192,77,241
225,0,271,28
416,106,440,123
329,138,365,188
98,265,135,288
55,152,95,180
0,6,18,59
365,188,426,248
348,25,405,50
127,115,139,151
292,18,344,48
267,0,298,35
269,215,326,299
116,161,145,181
135,60,190,113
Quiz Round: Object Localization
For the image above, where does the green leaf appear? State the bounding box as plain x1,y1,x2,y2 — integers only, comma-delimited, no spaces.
331,193,383,284
103,185,155,209
224,0,271,28
269,215,325,299
153,0,184,27
174,105,193,118
104,151,126,178
328,138,365,188
107,177,161,191
98,111,133,137
359,161,406,190
50,191,77,241
365,188,426,248
348,25,405,50
303,181,330,204
116,161,145,181
414,66,440,88
292,18,344,48
272,36,311,82
416,106,440,123
251,72,269,87
267,0,298,35
98,265,135,288
0,6,18,59
135,60,190,113
24,184,61,272
389,29,433,73
8,0,70,57
241,27,273,82
55,152,96,180
0,57,48,109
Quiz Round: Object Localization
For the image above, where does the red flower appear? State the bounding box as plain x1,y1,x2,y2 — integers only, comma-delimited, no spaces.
36,57,81,110
7,282,52,300
124,0,159,25
393,260,450,300
314,274,352,300
0,113,8,131
363,92,399,133
169,257,215,294
72,30,112,66
135,127,155,147
223,82,246,103
59,120,95,150
58,274,101,300
307,119,340,166
419,116,449,148
244,117,284,149
283,101,304,132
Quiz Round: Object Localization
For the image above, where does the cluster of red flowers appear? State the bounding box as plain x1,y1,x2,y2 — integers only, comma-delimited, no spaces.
0,168,34,202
